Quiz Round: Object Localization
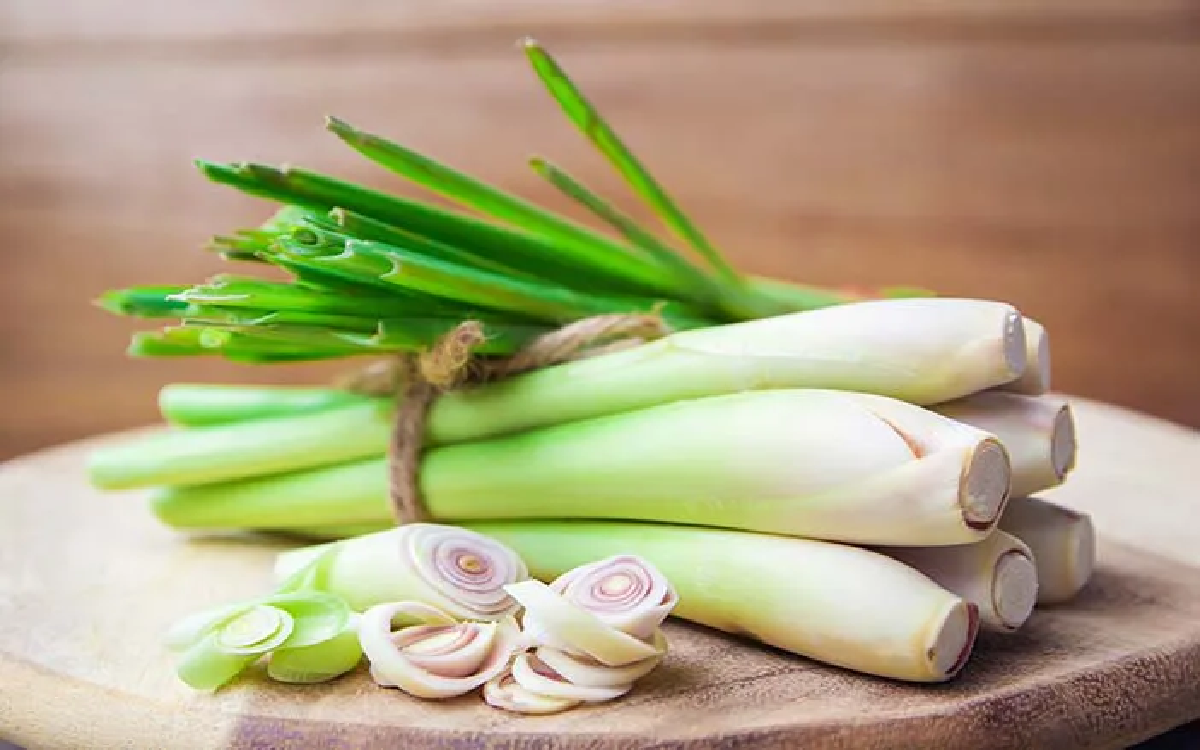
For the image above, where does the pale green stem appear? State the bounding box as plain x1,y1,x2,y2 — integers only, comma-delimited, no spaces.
93,297,1028,490
464,520,979,683
152,390,1010,547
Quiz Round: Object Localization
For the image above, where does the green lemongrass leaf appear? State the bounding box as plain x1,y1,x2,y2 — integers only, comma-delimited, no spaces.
197,160,680,298
528,157,718,296
195,325,406,356
203,314,552,356
97,286,196,318
325,116,672,283
746,276,857,312
328,208,532,281
260,204,327,232
522,39,740,284
209,235,266,254
280,223,532,319
217,250,268,263
175,275,433,318
268,621,363,684
129,326,370,362
271,232,642,324
128,329,213,357
191,308,383,334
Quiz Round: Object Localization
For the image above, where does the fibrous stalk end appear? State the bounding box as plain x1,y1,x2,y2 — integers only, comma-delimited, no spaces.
961,438,1011,531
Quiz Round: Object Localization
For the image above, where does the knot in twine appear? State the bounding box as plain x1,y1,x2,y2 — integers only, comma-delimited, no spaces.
336,313,671,526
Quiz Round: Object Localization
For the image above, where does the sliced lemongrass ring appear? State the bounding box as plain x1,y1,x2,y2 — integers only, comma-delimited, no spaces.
535,629,667,688
359,601,519,699
483,670,581,715
510,651,632,703
505,580,660,666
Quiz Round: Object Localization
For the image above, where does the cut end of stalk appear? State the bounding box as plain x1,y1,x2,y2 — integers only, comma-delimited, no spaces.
992,550,1038,630
960,438,1011,530
931,600,979,679
1051,404,1078,480
1002,310,1028,380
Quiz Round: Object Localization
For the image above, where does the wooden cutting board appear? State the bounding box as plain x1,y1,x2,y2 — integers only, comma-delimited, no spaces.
2,397,1199,749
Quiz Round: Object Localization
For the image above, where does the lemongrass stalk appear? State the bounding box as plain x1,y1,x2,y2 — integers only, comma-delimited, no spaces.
359,601,521,699
934,393,1076,498
421,389,1010,546
88,400,393,490
158,390,1010,546
159,384,371,426
96,297,1028,492
427,297,1028,442
464,521,980,683
272,524,528,616
150,459,391,529
880,530,1038,632
998,318,1050,395
999,497,1095,605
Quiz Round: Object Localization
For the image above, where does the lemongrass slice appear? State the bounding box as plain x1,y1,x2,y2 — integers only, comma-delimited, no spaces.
426,390,1010,547
535,630,668,688
935,392,1076,497
998,318,1050,395
274,523,528,617
484,670,581,714
546,555,678,640
165,592,351,691
359,601,520,699
473,521,979,683
510,651,632,702
1000,497,1096,605
881,530,1038,632
504,580,661,666
268,614,363,684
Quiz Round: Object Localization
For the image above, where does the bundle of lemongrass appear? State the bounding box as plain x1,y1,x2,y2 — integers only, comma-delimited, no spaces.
89,38,1096,693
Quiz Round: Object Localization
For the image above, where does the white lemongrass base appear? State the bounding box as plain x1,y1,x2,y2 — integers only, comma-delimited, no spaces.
881,530,1038,632
1000,497,1096,605
935,392,1076,497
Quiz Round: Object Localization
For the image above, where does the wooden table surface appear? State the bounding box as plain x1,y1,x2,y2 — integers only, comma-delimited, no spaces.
1,397,1200,749
1,0,1198,461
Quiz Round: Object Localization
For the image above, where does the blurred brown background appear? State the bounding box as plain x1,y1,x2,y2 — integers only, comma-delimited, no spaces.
1,0,1198,460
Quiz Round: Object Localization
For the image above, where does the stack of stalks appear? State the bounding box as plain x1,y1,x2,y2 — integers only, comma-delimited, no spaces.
88,39,1095,684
